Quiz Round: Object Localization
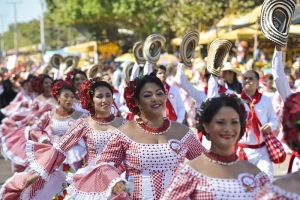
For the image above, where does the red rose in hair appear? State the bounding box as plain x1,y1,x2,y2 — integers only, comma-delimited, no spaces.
124,80,140,115
32,74,45,94
65,69,79,85
51,80,69,100
79,77,101,115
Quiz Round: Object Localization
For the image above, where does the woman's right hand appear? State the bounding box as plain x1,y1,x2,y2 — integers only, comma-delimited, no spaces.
23,173,39,188
112,181,126,196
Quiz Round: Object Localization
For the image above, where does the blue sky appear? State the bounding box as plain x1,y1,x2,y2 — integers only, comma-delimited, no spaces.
0,0,46,34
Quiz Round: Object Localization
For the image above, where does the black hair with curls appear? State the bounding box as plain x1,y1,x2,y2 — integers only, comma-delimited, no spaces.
200,96,246,139
134,72,166,102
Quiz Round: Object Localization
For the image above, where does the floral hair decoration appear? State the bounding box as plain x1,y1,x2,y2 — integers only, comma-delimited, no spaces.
51,80,69,100
65,69,80,85
123,73,144,115
282,92,300,150
79,77,101,115
32,74,45,94
195,93,248,136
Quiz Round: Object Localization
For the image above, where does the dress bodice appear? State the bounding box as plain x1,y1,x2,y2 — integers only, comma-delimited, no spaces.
161,164,270,200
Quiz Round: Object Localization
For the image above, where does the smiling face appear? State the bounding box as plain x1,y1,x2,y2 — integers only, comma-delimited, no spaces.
42,77,53,93
57,89,75,111
73,73,87,91
138,82,167,117
204,106,241,150
92,86,113,115
242,71,259,93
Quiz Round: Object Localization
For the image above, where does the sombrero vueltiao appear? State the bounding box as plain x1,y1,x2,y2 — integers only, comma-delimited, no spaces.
87,64,103,79
260,0,297,47
206,38,232,77
133,41,146,65
121,61,135,83
143,34,166,64
50,54,63,69
180,30,199,67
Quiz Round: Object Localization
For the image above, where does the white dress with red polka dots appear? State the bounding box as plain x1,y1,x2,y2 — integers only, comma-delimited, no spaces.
255,182,300,200
65,129,205,200
160,164,270,200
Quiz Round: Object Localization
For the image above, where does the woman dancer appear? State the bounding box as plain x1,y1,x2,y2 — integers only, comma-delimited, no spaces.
0,75,36,121
65,73,206,199
0,78,127,199
1,74,57,172
0,76,36,137
161,95,270,199
65,69,88,114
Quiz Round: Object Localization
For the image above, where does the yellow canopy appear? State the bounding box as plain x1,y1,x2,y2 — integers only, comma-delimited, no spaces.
220,27,262,40
217,5,262,27
199,29,227,44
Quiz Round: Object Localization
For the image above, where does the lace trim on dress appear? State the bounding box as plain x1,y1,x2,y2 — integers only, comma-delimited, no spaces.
1,136,27,165
26,141,51,181
0,172,26,199
265,182,300,200
66,163,126,200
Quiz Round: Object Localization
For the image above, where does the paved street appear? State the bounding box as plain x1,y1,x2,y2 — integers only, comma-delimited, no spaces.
0,155,13,186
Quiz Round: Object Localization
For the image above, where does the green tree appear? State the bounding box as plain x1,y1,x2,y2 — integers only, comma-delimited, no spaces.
4,15,83,51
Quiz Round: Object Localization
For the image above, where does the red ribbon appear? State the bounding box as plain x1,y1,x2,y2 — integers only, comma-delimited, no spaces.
241,89,262,144
165,84,177,121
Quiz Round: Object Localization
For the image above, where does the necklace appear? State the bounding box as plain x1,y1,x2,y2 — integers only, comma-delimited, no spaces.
55,109,74,118
91,114,115,125
203,151,240,166
135,117,171,135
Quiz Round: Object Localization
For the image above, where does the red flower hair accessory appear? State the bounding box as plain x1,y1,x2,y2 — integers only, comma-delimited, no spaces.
65,69,79,85
282,92,300,150
79,77,101,115
51,80,69,100
196,94,247,136
123,79,140,115
32,74,45,94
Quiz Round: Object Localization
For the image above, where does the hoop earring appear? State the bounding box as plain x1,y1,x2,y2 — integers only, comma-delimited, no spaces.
111,106,116,115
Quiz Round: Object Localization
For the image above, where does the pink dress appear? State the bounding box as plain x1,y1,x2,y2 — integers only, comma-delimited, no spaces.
0,118,127,200
256,182,300,200
160,164,270,200
0,91,37,137
0,90,36,118
66,129,205,199
1,99,57,170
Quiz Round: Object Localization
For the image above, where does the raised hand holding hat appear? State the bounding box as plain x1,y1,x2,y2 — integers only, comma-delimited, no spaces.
179,30,199,67
261,0,297,47
206,38,232,77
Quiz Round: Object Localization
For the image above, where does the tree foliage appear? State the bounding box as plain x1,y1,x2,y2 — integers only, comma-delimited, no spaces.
3,14,83,51
45,0,269,39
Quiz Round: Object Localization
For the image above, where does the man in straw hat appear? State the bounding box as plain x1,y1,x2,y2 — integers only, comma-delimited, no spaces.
221,62,243,94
